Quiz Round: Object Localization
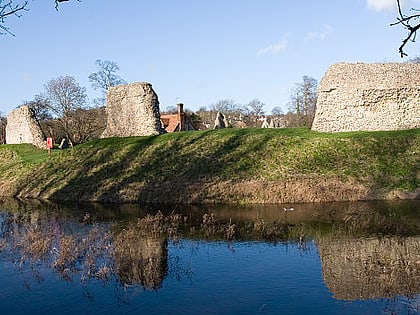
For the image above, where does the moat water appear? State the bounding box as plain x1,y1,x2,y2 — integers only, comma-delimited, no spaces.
0,198,419,314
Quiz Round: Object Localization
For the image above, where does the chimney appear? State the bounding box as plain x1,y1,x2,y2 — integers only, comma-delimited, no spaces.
177,103,185,131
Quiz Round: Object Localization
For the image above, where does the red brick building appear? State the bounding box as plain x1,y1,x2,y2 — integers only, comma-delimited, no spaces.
160,103,197,132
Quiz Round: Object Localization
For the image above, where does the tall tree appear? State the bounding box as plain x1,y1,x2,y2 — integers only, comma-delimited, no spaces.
244,99,265,127
67,107,106,144
271,106,284,117
211,99,239,114
88,59,126,106
195,106,213,129
44,75,87,144
288,75,317,127
245,99,265,117
24,94,52,122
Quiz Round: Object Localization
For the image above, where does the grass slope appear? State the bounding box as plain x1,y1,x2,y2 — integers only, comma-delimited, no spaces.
0,128,419,203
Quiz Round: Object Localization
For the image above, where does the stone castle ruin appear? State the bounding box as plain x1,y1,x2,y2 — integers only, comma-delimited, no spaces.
101,82,164,138
5,105,46,149
312,62,420,132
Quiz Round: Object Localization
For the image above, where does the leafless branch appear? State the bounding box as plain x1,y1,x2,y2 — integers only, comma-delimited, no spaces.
55,0,80,11
0,0,29,36
0,0,81,36
391,0,420,57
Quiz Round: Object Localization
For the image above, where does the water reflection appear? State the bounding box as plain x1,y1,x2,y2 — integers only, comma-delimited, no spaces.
0,198,419,313
115,228,168,289
317,236,420,300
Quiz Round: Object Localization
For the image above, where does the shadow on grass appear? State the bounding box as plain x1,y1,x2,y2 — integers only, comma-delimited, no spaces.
12,127,420,203
32,129,275,203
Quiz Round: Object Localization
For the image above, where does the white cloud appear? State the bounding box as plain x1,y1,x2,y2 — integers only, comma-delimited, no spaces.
304,24,333,42
257,37,288,56
366,0,420,11
22,73,32,84
367,0,396,11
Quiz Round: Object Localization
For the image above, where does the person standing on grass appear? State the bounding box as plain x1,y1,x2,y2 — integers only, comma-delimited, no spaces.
46,136,53,155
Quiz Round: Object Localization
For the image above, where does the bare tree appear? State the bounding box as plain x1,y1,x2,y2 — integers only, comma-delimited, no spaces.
89,59,126,106
67,107,106,143
163,105,178,114
44,75,88,145
246,99,265,116
195,106,213,129
391,0,420,57
24,94,52,122
211,99,239,114
89,60,125,91
244,99,265,127
288,75,317,127
271,106,284,117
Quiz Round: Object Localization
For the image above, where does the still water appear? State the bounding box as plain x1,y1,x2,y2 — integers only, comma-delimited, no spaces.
0,198,419,314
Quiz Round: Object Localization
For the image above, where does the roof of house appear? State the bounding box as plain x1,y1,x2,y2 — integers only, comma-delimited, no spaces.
160,114,180,132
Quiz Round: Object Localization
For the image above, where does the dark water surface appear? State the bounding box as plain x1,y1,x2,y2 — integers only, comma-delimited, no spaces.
0,198,419,314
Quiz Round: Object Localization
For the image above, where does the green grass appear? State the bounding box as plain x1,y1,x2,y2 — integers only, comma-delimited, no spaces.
0,128,418,203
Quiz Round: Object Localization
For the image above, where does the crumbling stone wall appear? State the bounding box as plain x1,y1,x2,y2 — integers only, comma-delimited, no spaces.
312,63,420,132
5,105,45,149
101,82,164,138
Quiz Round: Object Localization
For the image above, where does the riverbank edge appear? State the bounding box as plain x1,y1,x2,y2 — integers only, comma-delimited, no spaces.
1,172,419,205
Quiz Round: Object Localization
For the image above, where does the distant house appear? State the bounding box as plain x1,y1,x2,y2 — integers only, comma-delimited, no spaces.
160,103,197,132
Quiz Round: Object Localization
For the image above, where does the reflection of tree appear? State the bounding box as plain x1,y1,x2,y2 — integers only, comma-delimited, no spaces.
0,200,419,305
115,232,167,289
0,209,174,290
1,210,115,282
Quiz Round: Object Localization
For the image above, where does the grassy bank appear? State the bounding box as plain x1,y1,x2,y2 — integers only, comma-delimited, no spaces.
0,128,419,203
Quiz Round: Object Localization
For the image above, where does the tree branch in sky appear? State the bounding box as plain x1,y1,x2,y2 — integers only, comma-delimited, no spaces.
0,0,80,36
55,0,76,11
0,0,29,36
391,0,420,57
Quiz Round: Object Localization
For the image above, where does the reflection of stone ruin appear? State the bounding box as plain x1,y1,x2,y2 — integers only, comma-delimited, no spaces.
101,82,164,138
317,236,420,300
115,232,168,289
312,63,420,132
5,105,45,149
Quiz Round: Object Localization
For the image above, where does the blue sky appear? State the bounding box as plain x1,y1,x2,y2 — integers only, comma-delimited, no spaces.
1,0,419,115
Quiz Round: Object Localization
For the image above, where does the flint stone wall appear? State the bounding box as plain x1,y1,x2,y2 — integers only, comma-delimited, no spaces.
101,82,163,138
312,63,420,132
6,106,45,149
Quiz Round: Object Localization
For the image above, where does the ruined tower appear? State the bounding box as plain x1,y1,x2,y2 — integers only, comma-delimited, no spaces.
101,82,164,138
5,105,45,149
312,63,420,132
